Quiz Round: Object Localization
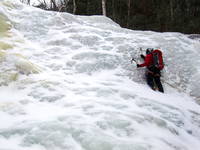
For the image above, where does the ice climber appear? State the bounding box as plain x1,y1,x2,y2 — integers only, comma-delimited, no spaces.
137,48,164,93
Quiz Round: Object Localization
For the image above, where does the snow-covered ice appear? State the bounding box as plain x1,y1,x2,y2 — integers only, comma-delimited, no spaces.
0,0,200,150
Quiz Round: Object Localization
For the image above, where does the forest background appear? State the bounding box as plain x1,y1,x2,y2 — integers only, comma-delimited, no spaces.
21,0,200,34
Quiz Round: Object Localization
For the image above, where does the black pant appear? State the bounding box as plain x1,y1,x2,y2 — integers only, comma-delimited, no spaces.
146,72,164,93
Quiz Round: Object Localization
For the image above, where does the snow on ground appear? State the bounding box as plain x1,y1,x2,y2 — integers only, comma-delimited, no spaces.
0,0,200,150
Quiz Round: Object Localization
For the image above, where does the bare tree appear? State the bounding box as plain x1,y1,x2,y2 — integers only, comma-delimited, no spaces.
127,0,131,27
50,0,58,10
102,0,107,16
112,0,116,21
169,0,174,21
73,0,76,14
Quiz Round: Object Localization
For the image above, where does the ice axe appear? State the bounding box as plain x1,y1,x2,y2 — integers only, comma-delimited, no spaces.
131,58,140,68
131,58,138,64
139,47,143,53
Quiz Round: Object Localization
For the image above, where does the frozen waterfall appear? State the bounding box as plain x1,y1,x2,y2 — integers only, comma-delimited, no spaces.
0,1,200,150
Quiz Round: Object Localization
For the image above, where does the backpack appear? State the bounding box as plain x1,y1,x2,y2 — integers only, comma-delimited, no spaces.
152,49,164,70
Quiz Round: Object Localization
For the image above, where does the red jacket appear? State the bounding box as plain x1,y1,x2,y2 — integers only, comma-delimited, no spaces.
138,53,153,68
139,50,164,70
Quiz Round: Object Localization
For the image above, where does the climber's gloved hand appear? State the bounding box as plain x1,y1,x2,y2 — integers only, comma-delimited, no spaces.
140,54,145,59
137,64,140,68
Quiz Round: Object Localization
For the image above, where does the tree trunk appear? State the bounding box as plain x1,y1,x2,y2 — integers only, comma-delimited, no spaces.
127,0,131,27
73,0,77,14
102,0,107,16
86,0,90,14
27,0,30,5
169,0,174,21
50,0,57,10
112,0,116,21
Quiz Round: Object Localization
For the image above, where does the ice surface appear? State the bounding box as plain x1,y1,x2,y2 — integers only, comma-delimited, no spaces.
0,0,200,150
